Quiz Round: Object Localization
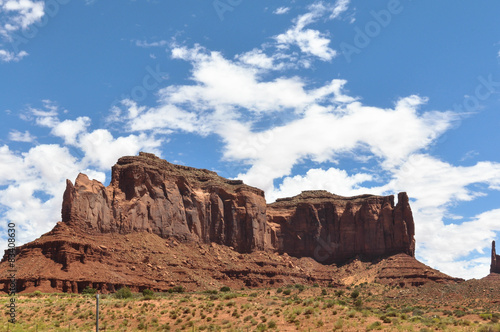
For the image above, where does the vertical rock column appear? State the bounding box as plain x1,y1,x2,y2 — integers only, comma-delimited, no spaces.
491,241,500,274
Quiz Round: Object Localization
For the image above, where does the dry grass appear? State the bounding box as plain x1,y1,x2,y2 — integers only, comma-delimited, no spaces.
1,283,500,331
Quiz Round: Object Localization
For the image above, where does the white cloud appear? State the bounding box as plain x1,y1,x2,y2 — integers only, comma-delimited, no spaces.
0,0,44,33
273,7,290,15
134,39,168,48
8,129,35,142
165,45,348,114
0,49,27,62
50,117,91,145
269,167,374,202
237,48,282,70
78,129,162,170
274,0,349,61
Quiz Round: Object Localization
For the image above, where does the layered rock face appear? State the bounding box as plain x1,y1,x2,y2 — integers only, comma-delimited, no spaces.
62,152,270,253
492,241,500,274
267,190,415,264
2,153,453,294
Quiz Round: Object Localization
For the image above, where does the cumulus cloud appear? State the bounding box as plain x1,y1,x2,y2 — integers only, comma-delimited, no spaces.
274,0,349,61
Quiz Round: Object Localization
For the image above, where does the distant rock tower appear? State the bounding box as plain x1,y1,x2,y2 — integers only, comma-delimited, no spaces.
491,241,500,274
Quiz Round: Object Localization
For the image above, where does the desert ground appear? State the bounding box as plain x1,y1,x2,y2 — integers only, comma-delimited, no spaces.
2,279,500,332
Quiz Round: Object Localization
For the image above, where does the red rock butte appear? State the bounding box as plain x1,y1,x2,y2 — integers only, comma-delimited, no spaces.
0,152,462,293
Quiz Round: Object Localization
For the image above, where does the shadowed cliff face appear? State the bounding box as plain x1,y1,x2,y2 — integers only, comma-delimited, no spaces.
267,190,415,264
61,153,415,262
62,152,270,253
492,241,500,274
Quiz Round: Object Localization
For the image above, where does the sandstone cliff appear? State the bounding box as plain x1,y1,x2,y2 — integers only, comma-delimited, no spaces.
62,152,270,253
0,153,460,293
267,190,415,264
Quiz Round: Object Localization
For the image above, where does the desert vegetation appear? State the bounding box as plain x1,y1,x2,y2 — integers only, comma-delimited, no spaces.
2,282,500,331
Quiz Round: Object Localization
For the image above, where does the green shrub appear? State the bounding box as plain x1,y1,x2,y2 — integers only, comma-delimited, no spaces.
276,288,282,293
350,289,360,299
168,285,185,293
115,287,133,299
294,284,305,292
142,289,154,297
282,289,291,295
220,286,230,292
82,286,97,295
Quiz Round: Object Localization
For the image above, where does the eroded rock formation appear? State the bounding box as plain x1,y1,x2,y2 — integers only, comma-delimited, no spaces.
62,152,270,253
492,241,500,274
0,153,460,293
267,190,415,264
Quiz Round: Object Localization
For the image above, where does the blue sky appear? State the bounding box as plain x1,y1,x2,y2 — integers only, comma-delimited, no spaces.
1,0,500,279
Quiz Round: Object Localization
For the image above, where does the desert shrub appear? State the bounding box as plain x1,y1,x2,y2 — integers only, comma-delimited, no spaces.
321,289,327,296
350,289,360,299
367,321,382,330
454,309,466,317
477,324,500,332
312,283,319,287
335,290,345,297
220,286,231,292
413,308,425,316
294,284,305,292
354,298,363,308
282,289,291,295
82,286,97,295
480,313,493,321
303,307,314,315
142,289,154,297
114,287,133,299
222,293,237,300
276,288,282,293
203,289,218,295
168,285,185,293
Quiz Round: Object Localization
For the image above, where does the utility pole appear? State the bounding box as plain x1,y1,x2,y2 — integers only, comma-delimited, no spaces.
96,293,100,332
